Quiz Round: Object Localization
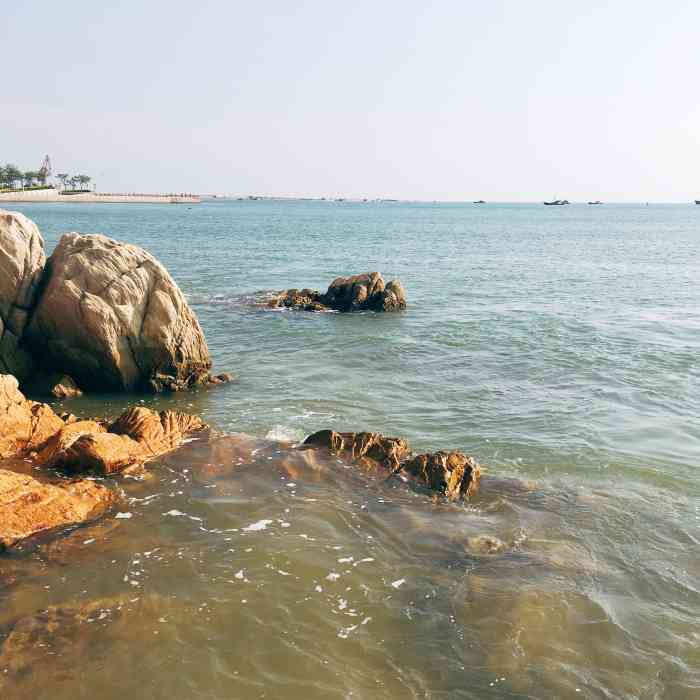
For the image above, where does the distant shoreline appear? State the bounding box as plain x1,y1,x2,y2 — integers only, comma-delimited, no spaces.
0,188,200,204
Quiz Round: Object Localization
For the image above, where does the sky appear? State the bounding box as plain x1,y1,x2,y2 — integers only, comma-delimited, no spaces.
2,1,699,201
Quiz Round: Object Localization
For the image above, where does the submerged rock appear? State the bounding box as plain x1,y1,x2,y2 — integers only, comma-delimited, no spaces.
303,429,480,500
0,210,46,381
0,469,117,550
24,231,222,392
268,272,406,313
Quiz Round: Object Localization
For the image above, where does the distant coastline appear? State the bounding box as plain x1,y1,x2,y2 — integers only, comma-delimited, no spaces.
0,188,200,204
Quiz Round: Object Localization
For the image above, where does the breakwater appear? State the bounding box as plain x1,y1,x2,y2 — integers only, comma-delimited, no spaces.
0,188,200,204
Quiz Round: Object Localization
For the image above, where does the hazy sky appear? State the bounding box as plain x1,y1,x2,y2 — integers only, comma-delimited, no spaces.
2,1,699,200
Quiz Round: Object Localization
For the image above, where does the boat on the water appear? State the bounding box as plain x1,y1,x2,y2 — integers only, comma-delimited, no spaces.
695,200,700,204
588,201,602,205
544,199,569,206
473,200,486,204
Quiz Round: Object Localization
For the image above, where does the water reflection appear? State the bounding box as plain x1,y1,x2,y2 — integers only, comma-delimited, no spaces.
1,434,699,698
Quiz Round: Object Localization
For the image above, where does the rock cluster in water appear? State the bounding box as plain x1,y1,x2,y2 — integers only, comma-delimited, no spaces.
0,209,231,394
303,429,481,500
269,272,406,312
0,373,206,550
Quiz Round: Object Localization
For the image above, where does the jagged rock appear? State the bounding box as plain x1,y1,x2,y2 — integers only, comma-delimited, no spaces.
26,402,65,452
403,451,481,500
38,420,107,465
303,429,481,500
110,406,206,453
303,429,411,472
25,232,215,392
321,272,406,312
0,210,46,380
268,272,406,313
0,374,67,458
48,406,206,475
0,469,117,550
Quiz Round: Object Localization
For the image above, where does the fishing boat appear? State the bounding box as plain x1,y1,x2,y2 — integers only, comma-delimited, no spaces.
473,200,486,204
544,199,569,206
588,201,602,205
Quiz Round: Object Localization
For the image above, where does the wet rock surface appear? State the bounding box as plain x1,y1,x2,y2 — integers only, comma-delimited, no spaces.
0,469,117,550
267,272,406,312
302,429,480,500
0,374,207,549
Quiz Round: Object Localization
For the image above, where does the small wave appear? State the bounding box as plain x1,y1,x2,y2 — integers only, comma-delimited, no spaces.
265,425,305,442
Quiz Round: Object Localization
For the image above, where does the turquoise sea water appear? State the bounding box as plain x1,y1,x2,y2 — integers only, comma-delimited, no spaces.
3,201,700,699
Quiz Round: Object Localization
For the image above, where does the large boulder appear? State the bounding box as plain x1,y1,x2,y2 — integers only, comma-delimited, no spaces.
0,210,46,380
25,232,214,392
268,272,406,313
0,469,116,550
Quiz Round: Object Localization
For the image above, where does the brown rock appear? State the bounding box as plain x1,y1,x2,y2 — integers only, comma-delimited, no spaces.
26,402,65,452
303,429,410,472
52,432,145,475
0,469,116,550
268,272,406,313
303,428,480,500
110,406,206,453
0,374,68,458
320,272,406,312
403,451,481,500
0,374,32,457
47,406,206,475
0,210,46,380
38,420,107,465
25,232,215,392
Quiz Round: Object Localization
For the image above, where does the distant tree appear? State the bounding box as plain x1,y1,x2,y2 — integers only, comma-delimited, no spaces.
75,174,91,190
56,173,69,190
3,164,22,188
68,176,77,190
22,171,38,187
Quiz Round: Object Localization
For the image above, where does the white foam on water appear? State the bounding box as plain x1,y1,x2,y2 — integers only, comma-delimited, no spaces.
115,512,133,519
243,519,273,532
391,578,406,589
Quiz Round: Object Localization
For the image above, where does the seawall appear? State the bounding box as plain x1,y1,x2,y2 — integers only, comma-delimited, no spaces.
0,188,200,204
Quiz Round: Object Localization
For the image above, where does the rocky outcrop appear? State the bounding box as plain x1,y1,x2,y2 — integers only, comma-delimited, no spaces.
0,374,207,473
0,374,65,458
0,374,207,549
0,210,46,380
403,451,480,500
0,469,116,550
303,429,481,500
0,210,231,394
268,272,406,313
303,429,410,472
25,232,217,392
43,407,206,475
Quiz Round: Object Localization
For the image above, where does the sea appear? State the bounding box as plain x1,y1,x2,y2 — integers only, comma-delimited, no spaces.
2,200,699,699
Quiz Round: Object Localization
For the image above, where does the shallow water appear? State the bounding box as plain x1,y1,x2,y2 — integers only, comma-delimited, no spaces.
2,201,700,698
